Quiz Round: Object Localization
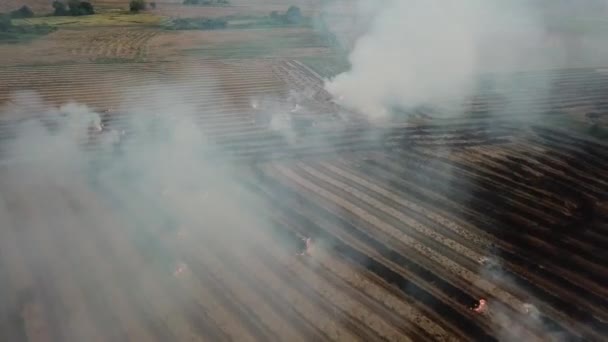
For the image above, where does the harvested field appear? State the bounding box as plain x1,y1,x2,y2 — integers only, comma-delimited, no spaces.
146,27,330,61
0,28,158,65
0,26,329,65
0,59,286,116
1,0,608,339
65,28,158,62
1,57,608,341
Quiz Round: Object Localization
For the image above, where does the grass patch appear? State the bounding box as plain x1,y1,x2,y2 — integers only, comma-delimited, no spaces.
162,16,312,31
227,16,312,30
166,17,227,30
12,12,164,27
183,42,277,59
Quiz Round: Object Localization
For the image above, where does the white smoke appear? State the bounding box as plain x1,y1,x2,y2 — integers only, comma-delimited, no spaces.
249,88,321,144
324,0,582,120
0,90,285,341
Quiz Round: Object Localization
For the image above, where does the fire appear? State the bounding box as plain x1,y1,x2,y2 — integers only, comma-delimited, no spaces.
173,262,188,277
472,298,488,314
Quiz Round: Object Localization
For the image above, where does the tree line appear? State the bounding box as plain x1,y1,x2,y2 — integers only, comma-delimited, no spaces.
2,2,95,19
3,0,158,19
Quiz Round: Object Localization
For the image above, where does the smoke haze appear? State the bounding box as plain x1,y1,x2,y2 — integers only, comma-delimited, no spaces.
324,0,608,120
0,90,282,340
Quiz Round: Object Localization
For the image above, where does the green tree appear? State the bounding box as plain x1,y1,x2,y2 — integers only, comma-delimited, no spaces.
68,0,80,15
79,1,94,15
52,1,68,16
130,0,147,12
68,0,94,16
10,6,34,19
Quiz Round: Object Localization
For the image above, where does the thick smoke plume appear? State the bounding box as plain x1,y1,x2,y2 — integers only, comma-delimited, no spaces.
0,90,278,341
324,0,606,120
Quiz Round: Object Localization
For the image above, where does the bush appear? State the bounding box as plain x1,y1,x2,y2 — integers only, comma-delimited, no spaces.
10,6,34,19
54,0,94,16
52,1,68,16
0,12,55,40
129,0,146,12
79,1,94,15
67,0,79,15
66,0,94,16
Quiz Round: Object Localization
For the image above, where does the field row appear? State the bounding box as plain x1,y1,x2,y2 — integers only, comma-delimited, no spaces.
2,62,607,136
242,129,607,340
0,112,607,341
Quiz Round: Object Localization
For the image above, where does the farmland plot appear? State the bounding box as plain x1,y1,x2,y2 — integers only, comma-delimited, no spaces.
0,28,157,65
0,59,290,135
1,111,606,341
1,4,608,339
68,28,158,62
245,126,608,341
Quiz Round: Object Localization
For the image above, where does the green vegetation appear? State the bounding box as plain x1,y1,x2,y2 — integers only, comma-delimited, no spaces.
160,12,314,31
223,6,311,30
51,0,94,16
228,16,310,30
168,18,227,30
52,1,68,16
0,13,56,43
269,6,302,25
10,6,34,19
130,0,147,13
183,0,229,5
0,14,12,31
69,0,94,16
